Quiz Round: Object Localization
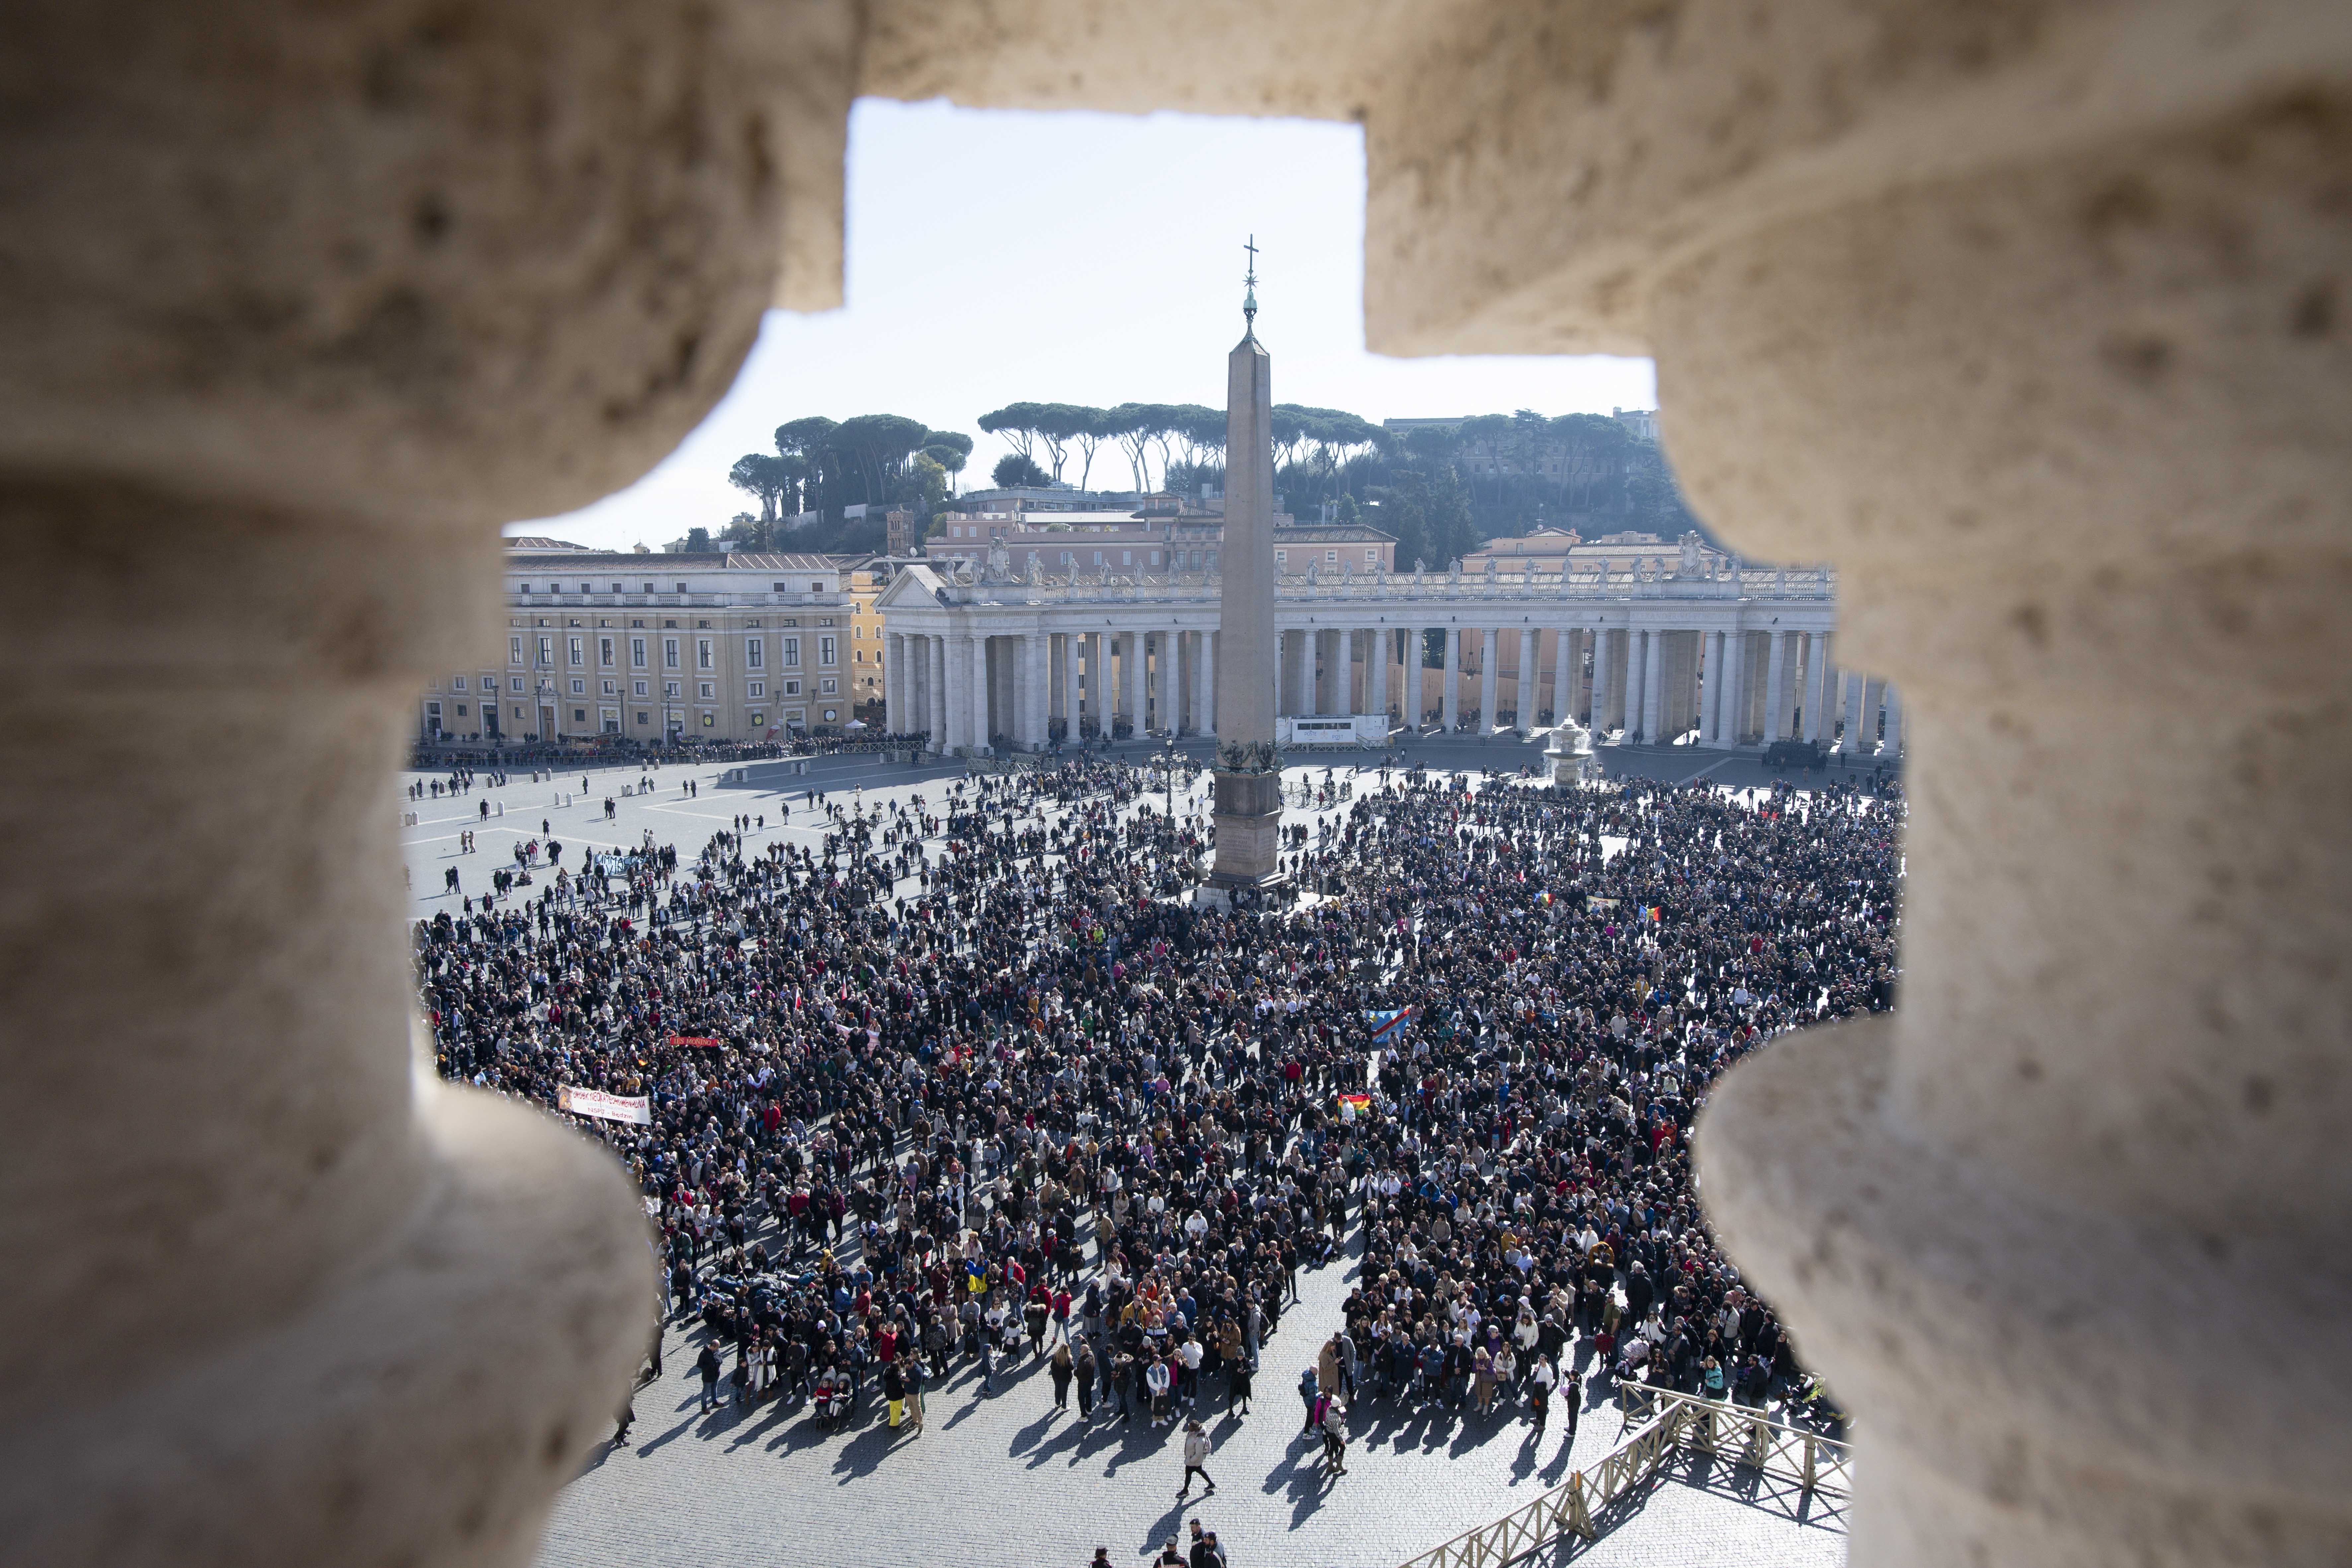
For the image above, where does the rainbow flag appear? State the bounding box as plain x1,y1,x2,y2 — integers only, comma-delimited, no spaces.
1337,1092,1372,1115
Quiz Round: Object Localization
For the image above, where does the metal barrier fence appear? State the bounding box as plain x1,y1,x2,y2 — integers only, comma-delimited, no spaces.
1395,1386,1852,1568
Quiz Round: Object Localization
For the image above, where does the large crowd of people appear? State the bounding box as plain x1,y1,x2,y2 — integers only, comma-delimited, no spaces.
417,755,1896,1502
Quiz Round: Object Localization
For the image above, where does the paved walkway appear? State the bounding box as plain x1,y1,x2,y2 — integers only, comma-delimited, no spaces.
539,1237,1846,1568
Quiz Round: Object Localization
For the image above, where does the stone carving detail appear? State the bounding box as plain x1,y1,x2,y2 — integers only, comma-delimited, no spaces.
1216,737,1280,774
1679,531,1706,577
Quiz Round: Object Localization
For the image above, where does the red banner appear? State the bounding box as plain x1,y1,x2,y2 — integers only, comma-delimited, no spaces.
665,1034,723,1049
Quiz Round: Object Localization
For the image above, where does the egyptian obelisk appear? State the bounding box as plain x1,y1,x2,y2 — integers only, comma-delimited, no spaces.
1209,239,1284,890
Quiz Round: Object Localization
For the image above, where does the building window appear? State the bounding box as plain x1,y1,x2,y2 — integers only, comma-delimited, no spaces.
696,638,713,670
819,636,836,666
567,636,583,666
747,681,765,698
746,637,763,669
600,680,616,696
631,636,647,668
1367,549,1379,562
633,680,648,697
810,581,825,592
509,636,524,664
673,582,686,593
518,584,532,595
510,676,524,692
699,682,715,699
783,637,801,667
1151,552,1161,566
569,679,585,695
664,681,680,699
783,680,801,697
642,583,654,595
1326,550,1339,563
537,635,554,665
1275,551,1288,567
598,637,614,667
773,582,789,591
820,677,838,696
663,637,679,669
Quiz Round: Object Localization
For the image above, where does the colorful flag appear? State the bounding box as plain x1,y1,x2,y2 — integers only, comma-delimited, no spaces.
1366,1007,1414,1043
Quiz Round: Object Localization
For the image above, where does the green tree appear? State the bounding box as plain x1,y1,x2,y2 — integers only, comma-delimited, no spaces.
993,452,1049,488
774,416,840,517
919,429,972,491
832,413,931,506
977,402,1046,474
907,452,950,510
727,453,794,524
683,526,714,553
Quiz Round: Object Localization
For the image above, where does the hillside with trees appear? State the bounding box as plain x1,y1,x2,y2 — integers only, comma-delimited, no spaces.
724,402,1706,567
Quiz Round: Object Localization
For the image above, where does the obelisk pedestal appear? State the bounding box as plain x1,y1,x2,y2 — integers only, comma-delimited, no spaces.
1207,282,1284,895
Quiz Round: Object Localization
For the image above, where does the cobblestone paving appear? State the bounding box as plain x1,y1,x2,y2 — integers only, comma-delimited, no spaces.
397,751,1848,1568
537,1242,1845,1568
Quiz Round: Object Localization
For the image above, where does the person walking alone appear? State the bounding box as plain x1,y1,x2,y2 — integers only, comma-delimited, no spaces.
695,1342,721,1414
1176,1418,1216,1501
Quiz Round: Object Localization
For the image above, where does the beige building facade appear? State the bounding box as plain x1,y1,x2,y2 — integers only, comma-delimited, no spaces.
838,556,890,723
418,549,856,744
877,547,1885,756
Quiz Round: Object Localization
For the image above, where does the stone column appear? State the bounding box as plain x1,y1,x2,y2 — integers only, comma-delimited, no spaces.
1621,631,1642,735
1883,686,1904,755
1515,627,1539,732
941,634,969,752
1552,627,1577,730
1154,629,1176,736
1478,628,1499,733
1649,93,2352,1568
1636,629,1663,743
1698,630,1725,747
1589,625,1614,738
1369,627,1390,724
1024,632,1050,750
929,636,949,750
1127,631,1148,738
1294,629,1316,716
1761,629,1788,742
1194,632,1216,736
1430,630,1449,733
1060,632,1078,738
972,634,993,751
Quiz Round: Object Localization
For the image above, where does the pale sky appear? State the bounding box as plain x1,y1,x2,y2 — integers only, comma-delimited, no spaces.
517,100,1658,551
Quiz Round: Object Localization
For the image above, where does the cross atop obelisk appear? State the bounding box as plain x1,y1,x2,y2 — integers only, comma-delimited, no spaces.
1242,235,1259,337
1208,238,1283,893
